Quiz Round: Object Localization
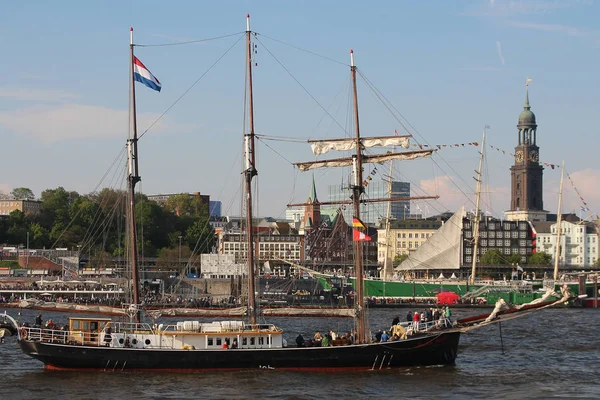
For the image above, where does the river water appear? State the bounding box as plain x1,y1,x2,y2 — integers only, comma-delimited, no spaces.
0,306,598,399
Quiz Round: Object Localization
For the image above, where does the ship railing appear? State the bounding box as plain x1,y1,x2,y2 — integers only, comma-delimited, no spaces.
21,326,70,344
111,322,154,334
396,318,452,335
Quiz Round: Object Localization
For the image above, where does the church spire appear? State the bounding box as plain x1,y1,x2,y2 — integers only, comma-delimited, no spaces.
309,174,319,203
524,77,532,110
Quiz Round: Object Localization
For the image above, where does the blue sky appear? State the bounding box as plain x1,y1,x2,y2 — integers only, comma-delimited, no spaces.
1,0,599,221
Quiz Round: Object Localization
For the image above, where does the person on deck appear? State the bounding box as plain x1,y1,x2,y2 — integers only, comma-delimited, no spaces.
296,334,305,347
413,312,420,331
313,331,322,343
375,329,383,342
321,334,331,347
35,314,42,327
445,306,452,322
104,323,112,347
231,339,238,349
380,331,390,343
392,315,400,327
406,311,412,322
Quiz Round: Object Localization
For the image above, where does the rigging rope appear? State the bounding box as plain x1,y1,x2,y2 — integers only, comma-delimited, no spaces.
138,33,245,140
257,33,347,66
135,32,245,47
254,36,349,137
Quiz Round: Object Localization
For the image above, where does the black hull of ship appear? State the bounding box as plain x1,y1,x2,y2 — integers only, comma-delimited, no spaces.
18,331,460,371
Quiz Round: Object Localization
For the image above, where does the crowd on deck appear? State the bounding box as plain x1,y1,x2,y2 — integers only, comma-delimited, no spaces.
293,306,454,347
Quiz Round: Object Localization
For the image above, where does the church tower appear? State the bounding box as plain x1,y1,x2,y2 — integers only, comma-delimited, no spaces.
303,174,321,230
505,81,548,222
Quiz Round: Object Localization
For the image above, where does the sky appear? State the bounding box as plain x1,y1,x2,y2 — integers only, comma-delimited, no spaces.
1,0,599,222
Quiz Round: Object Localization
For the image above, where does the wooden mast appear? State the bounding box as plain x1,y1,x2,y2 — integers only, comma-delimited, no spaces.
244,14,258,326
128,27,141,322
350,49,367,343
553,161,565,281
469,128,486,285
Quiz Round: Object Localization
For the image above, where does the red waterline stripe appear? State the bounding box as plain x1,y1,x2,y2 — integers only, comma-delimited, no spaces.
44,365,397,372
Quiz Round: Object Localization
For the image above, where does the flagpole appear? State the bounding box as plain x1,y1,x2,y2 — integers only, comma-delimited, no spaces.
128,27,141,322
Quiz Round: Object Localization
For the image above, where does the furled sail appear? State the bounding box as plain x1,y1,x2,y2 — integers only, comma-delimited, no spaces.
295,149,434,172
310,135,411,156
396,206,465,271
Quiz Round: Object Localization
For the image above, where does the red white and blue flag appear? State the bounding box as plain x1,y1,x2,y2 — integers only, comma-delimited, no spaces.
133,56,161,92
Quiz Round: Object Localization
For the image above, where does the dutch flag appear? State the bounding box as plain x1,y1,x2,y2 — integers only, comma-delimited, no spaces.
133,56,161,92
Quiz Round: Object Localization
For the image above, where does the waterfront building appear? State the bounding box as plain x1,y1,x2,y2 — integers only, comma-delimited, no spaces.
532,218,599,267
377,219,442,263
325,181,410,225
0,199,41,216
208,200,222,217
463,217,535,265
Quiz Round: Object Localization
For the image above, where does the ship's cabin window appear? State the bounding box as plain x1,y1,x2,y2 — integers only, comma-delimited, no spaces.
242,337,248,346
216,338,222,346
90,322,98,331
258,337,264,345
83,322,90,330
207,338,213,346
72,321,80,329
250,337,255,346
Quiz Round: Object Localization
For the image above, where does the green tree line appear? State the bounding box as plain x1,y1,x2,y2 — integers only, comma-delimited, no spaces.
0,187,215,262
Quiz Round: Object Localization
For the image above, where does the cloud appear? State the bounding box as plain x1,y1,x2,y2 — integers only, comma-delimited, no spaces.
509,21,585,36
0,104,167,142
496,41,505,65
0,88,79,102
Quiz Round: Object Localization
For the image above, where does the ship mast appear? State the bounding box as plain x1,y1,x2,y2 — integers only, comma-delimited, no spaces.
382,158,393,280
469,128,486,285
553,161,565,281
292,51,436,343
127,28,142,322
350,50,367,343
244,14,258,326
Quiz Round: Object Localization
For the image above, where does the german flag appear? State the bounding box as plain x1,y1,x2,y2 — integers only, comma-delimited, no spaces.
352,217,366,229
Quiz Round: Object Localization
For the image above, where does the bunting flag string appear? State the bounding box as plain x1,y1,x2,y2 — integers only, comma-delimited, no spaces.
362,166,379,187
409,141,562,170
565,170,591,213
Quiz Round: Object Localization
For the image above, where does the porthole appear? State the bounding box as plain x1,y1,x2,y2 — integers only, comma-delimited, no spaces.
132,339,138,345
145,339,151,345
119,338,124,344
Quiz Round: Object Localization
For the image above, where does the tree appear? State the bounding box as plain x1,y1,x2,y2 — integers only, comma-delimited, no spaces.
507,253,522,265
185,219,215,253
529,251,552,266
393,254,409,266
11,187,35,200
480,249,505,265
157,246,192,271
88,251,113,268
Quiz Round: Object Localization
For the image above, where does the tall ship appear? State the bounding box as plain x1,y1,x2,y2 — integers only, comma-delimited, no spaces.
4,16,571,371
